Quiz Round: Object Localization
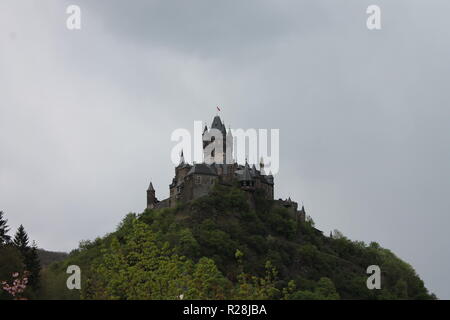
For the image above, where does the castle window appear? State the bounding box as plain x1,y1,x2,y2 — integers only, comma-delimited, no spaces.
195,176,201,184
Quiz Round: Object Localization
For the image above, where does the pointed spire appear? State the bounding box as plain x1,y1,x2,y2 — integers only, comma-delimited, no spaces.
147,182,155,192
179,149,185,165
239,160,253,181
211,115,226,132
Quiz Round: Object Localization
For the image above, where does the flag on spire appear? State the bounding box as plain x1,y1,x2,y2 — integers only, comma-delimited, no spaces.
217,106,221,112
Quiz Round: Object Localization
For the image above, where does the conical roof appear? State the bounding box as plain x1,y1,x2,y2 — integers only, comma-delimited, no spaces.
211,116,226,133
239,162,253,181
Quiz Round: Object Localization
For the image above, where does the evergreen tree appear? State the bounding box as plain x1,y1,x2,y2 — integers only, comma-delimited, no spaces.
12,226,42,292
25,241,41,290
0,211,11,245
13,224,29,255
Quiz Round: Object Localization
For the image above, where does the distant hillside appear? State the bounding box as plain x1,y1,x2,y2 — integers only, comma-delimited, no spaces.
37,249,68,267
41,185,436,300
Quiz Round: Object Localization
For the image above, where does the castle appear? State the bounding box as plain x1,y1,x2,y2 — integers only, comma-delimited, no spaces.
146,115,306,221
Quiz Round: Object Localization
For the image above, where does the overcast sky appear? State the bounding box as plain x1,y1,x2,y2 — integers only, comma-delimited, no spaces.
1,0,449,298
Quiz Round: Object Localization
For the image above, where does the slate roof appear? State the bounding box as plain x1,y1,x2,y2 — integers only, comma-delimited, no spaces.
238,163,253,181
187,163,218,176
211,116,225,130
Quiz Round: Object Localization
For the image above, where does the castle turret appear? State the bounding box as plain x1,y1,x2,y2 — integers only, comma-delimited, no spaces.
179,150,185,166
239,161,255,190
147,182,158,209
299,205,306,222
259,157,265,175
251,164,257,176
226,126,233,164
203,116,227,164
175,149,191,184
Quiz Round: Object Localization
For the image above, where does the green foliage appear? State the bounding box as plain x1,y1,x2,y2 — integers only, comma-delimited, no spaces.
0,211,11,245
13,225,30,254
284,277,340,300
82,219,231,300
0,215,42,300
234,260,281,300
40,185,435,300
11,225,41,292
25,242,41,291
37,249,68,267
0,245,24,300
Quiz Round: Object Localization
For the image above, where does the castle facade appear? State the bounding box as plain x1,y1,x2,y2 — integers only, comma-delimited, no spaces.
146,115,305,222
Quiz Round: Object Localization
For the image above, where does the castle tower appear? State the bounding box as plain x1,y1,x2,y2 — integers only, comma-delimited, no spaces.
175,149,191,182
226,127,233,165
147,182,157,209
299,205,306,222
203,116,227,164
179,150,185,165
239,160,255,190
259,157,265,175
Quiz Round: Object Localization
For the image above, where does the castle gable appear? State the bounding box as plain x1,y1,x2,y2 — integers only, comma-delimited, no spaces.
187,163,218,176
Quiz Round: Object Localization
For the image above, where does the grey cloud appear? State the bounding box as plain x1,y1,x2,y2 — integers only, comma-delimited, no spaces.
1,0,449,298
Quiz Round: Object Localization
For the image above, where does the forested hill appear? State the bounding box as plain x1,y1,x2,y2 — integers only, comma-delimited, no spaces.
42,185,435,300
37,249,68,267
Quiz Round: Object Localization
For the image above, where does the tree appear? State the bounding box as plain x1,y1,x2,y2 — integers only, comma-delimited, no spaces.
13,225,29,254
284,277,340,300
315,277,340,300
234,252,281,300
24,241,41,291
186,257,231,299
0,211,11,245
0,245,24,300
41,184,435,300
83,219,231,300
12,226,41,294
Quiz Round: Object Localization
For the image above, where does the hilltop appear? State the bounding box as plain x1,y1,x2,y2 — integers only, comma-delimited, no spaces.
41,185,435,300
